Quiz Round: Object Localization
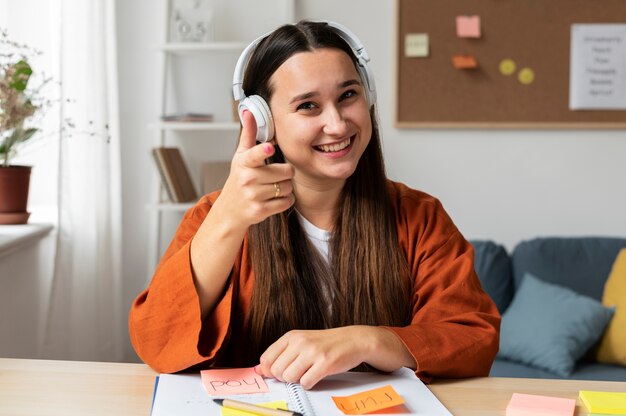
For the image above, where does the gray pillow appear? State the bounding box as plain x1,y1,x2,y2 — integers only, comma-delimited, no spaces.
498,273,614,377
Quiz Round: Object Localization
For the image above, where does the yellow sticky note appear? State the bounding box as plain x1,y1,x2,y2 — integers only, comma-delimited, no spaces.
221,400,288,416
456,15,481,38
201,367,269,396
405,33,429,58
580,391,626,414
332,385,405,415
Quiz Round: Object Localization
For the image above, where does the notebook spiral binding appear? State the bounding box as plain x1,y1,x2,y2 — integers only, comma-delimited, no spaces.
286,382,315,416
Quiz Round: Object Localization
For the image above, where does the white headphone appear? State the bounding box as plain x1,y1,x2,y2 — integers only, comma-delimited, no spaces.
232,21,377,143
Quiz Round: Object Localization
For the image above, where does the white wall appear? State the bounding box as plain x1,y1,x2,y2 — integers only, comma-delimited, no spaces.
0,230,56,358
116,0,626,362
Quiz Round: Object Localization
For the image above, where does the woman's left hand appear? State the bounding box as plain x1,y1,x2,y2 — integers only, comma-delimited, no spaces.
256,326,416,389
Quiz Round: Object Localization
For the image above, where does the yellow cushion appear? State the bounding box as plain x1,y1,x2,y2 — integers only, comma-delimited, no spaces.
594,248,626,365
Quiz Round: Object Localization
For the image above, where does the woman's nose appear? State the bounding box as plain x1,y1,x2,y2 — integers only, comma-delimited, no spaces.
322,106,349,136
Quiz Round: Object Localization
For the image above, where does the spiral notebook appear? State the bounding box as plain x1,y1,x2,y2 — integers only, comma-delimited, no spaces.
150,367,452,416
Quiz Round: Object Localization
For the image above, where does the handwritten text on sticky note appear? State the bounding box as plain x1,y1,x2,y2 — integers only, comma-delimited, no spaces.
200,367,269,396
332,385,405,415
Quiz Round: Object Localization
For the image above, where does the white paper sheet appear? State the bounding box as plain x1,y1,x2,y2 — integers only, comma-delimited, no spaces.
569,24,626,110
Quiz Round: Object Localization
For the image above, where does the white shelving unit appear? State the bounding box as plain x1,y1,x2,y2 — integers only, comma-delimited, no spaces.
156,121,240,131
147,0,296,271
160,42,249,53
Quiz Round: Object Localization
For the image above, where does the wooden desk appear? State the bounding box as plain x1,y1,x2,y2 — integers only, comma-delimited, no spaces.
0,358,155,416
1,358,625,415
428,377,626,415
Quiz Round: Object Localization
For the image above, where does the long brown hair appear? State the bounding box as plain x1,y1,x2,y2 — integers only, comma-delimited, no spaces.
244,21,412,361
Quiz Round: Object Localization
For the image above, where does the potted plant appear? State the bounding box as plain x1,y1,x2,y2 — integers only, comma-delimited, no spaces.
0,31,44,224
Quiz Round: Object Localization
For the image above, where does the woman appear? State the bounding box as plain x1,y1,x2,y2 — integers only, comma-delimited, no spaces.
129,20,499,389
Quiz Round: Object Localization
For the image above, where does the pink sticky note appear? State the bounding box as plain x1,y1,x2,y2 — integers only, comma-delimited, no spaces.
200,367,269,396
506,393,576,416
456,15,481,38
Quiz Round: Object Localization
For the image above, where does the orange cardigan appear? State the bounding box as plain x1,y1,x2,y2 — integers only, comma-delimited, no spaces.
129,181,500,381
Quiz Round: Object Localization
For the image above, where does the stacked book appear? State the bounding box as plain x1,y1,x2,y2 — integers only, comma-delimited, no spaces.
152,147,198,203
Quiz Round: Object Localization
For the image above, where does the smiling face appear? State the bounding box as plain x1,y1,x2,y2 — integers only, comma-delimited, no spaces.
268,48,372,189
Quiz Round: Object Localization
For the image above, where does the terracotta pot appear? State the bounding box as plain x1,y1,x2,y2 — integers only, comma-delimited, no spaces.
0,165,32,224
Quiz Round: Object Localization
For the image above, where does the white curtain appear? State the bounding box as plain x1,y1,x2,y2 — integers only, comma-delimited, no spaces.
42,0,123,362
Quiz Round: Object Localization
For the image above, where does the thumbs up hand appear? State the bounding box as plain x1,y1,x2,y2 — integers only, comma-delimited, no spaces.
218,110,295,229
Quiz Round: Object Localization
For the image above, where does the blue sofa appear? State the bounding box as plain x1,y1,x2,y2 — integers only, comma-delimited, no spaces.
471,237,626,381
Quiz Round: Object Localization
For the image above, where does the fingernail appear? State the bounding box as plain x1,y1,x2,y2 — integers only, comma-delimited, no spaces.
253,364,262,374
263,143,273,155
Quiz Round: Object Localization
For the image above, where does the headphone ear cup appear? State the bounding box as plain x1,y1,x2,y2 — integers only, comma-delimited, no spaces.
357,63,376,107
237,95,275,143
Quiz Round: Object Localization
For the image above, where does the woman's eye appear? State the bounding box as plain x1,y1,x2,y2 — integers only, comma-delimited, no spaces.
296,101,316,111
340,89,357,101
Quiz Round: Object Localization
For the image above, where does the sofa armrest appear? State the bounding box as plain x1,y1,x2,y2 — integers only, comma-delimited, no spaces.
471,240,514,313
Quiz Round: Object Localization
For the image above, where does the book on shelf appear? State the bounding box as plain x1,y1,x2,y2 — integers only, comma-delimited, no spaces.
160,113,214,122
152,147,198,203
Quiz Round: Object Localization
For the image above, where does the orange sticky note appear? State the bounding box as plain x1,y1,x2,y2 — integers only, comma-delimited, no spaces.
506,393,576,416
200,367,269,396
456,15,481,38
452,55,478,69
331,385,405,415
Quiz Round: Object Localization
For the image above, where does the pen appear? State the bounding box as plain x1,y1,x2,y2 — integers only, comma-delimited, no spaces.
213,398,303,416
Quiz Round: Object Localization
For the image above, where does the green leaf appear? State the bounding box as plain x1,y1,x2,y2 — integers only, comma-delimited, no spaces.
1,127,37,156
5,130,20,148
9,60,33,91
16,128,38,143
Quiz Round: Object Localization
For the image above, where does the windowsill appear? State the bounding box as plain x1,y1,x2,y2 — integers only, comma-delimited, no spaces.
0,223,55,259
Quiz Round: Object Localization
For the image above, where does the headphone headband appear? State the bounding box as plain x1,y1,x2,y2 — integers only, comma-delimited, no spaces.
232,33,268,101
232,21,376,106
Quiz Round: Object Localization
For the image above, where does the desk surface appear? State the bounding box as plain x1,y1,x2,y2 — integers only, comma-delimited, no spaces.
0,358,624,415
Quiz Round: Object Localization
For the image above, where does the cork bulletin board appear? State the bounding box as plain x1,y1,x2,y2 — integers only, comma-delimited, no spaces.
396,0,626,128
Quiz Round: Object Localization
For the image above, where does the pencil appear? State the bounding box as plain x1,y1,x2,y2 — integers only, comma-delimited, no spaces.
213,398,303,416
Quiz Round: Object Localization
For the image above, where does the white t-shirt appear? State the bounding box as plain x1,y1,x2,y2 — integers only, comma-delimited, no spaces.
297,211,331,264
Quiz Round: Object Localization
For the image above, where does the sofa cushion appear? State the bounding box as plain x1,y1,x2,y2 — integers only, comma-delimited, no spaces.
570,360,626,382
490,358,565,379
491,358,626,381
470,240,514,313
498,273,614,377
594,248,626,366
511,237,626,300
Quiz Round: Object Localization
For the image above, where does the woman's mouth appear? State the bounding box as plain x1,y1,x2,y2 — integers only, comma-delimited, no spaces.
315,136,353,153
